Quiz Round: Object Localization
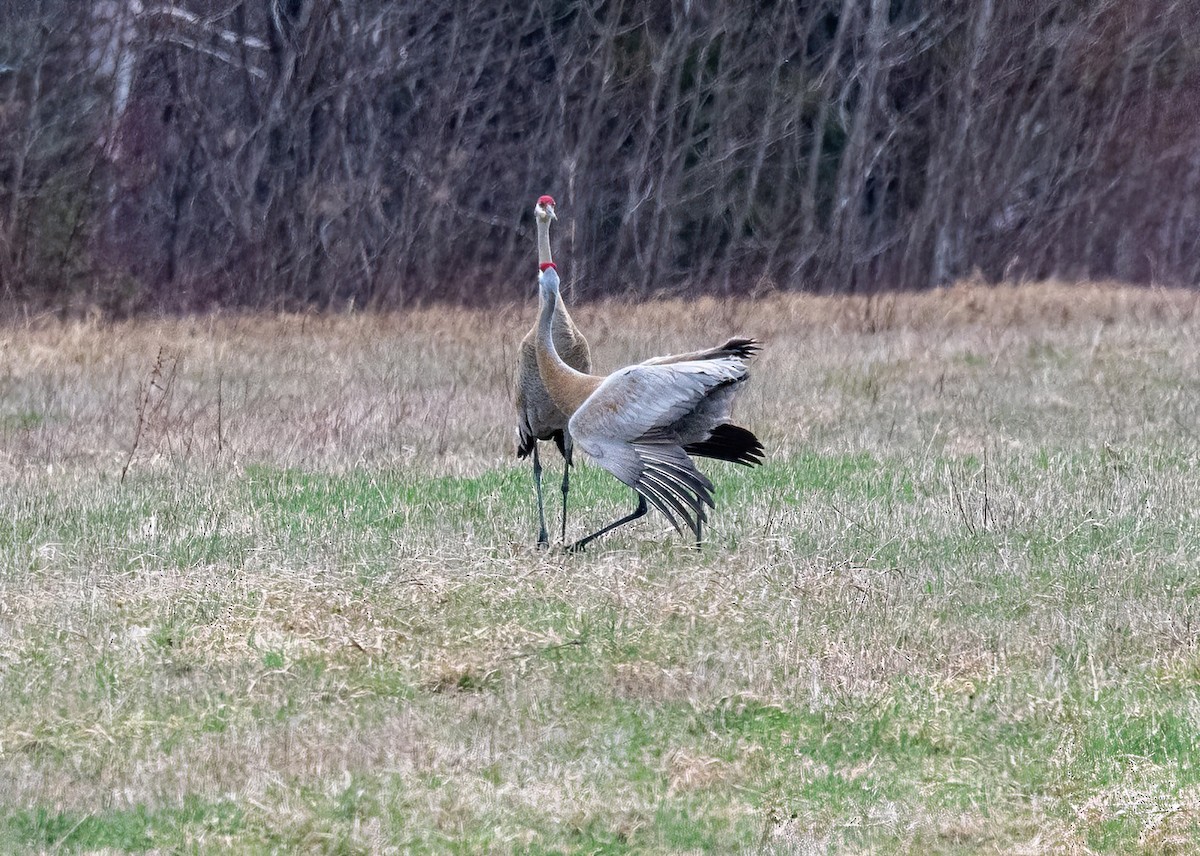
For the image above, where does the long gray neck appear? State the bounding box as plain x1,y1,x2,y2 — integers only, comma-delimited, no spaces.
536,277,585,380
536,216,552,267
537,282,565,367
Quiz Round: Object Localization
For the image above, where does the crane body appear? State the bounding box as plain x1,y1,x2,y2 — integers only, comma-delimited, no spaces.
533,266,762,550
514,196,591,546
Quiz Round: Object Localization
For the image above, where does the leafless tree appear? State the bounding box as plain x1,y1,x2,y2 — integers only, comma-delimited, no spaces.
1,0,1197,314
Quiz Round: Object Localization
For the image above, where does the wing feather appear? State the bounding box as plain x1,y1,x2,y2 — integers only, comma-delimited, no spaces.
641,459,709,520
636,449,715,507
639,337,759,366
639,472,699,535
637,478,691,535
573,432,714,540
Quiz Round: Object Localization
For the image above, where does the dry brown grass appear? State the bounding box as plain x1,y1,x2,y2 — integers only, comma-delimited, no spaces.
2,279,1196,477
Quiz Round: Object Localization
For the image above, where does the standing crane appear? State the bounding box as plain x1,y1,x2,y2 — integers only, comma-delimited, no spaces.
533,265,763,551
515,195,592,547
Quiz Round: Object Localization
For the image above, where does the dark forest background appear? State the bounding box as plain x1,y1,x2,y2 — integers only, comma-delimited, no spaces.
1,0,1198,313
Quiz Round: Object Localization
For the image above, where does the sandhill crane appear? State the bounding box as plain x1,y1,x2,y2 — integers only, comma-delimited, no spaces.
534,265,763,551
515,195,592,547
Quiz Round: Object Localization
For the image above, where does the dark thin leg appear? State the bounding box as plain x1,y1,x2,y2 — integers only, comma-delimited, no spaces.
567,494,648,553
532,444,549,548
559,433,573,543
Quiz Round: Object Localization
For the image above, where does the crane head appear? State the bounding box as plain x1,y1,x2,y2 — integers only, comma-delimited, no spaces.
538,264,561,297
535,195,557,224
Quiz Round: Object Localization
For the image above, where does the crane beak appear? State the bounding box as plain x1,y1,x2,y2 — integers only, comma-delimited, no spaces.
546,203,557,222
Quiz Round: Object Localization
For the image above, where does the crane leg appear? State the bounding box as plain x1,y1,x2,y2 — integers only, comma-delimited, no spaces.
559,432,573,543
567,494,648,553
532,444,549,548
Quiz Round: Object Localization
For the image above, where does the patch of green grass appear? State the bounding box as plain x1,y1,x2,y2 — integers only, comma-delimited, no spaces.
0,410,46,431
745,451,917,502
243,463,530,527
2,798,245,853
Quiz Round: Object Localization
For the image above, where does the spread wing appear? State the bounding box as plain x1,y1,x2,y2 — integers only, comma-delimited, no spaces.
568,356,751,538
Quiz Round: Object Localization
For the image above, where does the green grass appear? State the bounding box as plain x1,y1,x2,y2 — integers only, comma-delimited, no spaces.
2,293,1200,853
4,799,245,853
0,410,47,432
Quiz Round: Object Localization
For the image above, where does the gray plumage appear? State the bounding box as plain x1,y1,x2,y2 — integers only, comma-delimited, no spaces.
515,196,591,546
567,339,761,544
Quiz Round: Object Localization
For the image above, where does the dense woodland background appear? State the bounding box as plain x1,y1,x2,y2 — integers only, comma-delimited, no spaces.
1,0,1198,313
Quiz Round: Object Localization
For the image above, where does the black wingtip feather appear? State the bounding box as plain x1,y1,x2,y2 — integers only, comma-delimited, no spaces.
717,337,760,360
684,423,764,467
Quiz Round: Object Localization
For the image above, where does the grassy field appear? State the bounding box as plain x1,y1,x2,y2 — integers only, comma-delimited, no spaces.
2,282,1199,854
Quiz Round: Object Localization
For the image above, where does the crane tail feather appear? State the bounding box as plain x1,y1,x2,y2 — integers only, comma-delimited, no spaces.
684,423,764,467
